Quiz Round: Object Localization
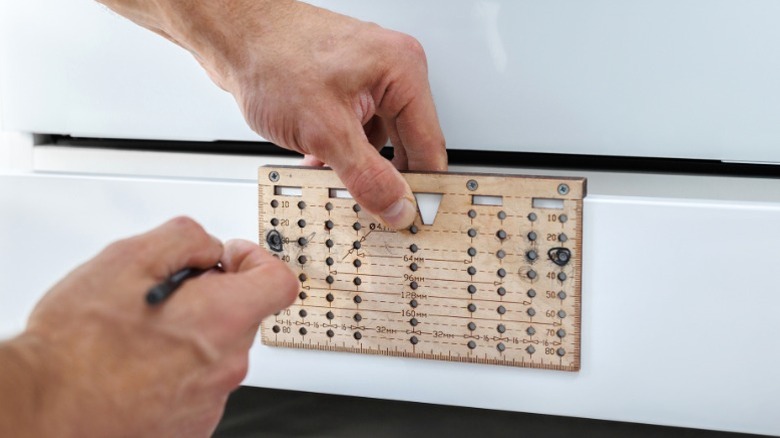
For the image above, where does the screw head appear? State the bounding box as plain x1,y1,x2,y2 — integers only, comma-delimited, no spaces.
269,171,280,182
467,179,478,191
557,184,570,195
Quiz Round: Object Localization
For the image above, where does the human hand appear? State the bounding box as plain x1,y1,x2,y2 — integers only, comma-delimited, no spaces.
0,218,297,437
97,0,448,229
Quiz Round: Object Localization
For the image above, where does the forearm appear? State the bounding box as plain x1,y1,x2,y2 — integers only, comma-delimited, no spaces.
95,0,294,89
0,335,47,437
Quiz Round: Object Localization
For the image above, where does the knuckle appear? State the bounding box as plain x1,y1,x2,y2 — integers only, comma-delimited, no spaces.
299,111,347,156
394,33,427,66
167,216,203,234
101,238,128,257
225,358,250,389
167,216,215,247
299,119,330,152
216,356,250,392
401,34,426,57
102,236,145,262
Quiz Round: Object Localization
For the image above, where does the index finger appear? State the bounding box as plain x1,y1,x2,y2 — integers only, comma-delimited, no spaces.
373,35,448,172
393,89,448,172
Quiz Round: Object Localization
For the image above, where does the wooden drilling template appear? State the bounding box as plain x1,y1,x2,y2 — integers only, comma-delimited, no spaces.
258,166,586,371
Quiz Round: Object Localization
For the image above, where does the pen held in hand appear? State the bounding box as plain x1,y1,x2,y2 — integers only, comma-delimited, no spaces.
146,265,221,305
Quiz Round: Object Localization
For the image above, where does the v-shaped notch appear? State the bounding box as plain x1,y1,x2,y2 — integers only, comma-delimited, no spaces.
414,193,443,226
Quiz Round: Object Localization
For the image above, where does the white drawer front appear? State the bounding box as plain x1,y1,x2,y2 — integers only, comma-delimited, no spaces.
2,168,778,435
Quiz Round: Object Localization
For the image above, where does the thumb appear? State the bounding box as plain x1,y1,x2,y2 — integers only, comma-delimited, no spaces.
316,117,418,230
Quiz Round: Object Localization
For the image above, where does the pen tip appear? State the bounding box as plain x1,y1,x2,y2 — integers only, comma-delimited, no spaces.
145,288,166,305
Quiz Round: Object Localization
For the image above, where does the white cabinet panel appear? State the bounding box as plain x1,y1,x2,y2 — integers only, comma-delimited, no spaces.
3,1,780,161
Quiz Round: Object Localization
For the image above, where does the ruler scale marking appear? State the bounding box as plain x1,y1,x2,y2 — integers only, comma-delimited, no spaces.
259,166,585,371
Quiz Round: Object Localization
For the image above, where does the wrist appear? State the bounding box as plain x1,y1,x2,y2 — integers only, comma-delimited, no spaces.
155,0,297,91
0,334,51,437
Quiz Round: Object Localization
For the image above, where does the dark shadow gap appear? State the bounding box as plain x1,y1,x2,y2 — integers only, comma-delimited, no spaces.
50,136,780,179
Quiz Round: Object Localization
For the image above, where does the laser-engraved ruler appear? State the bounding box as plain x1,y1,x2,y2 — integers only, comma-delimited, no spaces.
259,166,585,371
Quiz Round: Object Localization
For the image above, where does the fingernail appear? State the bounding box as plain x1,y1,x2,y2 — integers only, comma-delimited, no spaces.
381,197,417,229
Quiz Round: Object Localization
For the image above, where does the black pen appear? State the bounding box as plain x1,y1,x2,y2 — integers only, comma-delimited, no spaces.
145,265,220,305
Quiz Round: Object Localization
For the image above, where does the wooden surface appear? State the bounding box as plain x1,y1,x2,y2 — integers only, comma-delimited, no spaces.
258,166,585,371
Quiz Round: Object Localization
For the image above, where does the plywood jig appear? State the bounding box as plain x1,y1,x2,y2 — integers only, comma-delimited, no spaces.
259,166,585,371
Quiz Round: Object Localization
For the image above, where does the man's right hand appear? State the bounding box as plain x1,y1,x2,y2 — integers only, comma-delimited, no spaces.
97,0,448,229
